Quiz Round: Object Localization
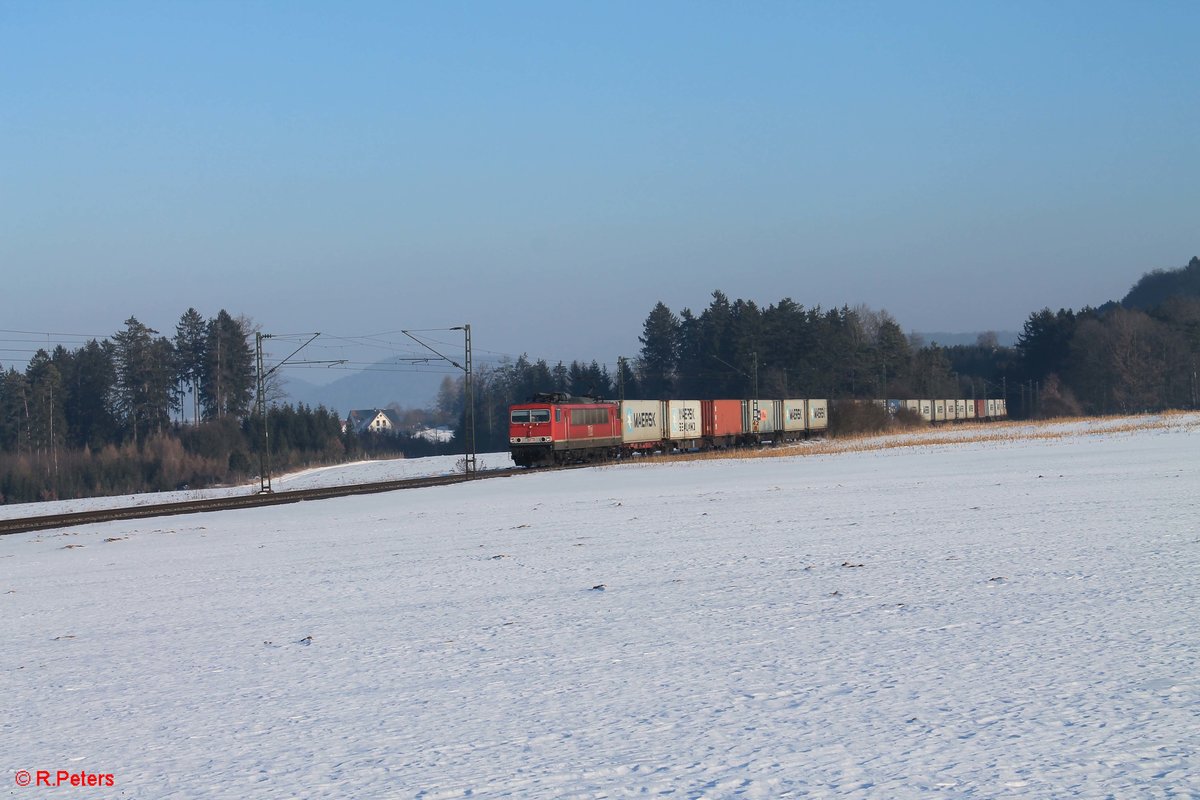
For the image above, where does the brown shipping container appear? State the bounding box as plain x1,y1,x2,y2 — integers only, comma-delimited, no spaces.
702,399,744,437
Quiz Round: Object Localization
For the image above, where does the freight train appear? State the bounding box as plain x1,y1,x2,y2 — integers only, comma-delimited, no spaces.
509,393,1008,467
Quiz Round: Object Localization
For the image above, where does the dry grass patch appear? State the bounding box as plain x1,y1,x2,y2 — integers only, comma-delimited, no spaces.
640,412,1199,465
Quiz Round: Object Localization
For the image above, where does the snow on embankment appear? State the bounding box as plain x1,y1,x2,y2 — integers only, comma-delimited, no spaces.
3,415,1198,798
0,452,514,520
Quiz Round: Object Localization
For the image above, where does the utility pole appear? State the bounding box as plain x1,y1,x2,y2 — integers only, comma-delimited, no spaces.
753,351,759,399
402,325,476,478
255,332,321,493
460,324,475,477
256,332,266,492
752,352,759,433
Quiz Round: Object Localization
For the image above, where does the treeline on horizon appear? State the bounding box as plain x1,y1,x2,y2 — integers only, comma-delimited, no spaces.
0,309,453,504
3,257,1198,504
454,256,1200,451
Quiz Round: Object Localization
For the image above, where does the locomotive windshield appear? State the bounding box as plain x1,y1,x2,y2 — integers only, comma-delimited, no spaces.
511,409,551,424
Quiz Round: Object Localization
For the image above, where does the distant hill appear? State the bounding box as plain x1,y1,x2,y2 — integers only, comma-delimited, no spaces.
281,366,449,416
1122,256,1200,310
913,331,1019,348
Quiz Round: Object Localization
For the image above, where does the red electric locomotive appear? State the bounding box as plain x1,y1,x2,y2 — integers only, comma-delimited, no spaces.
508,392,621,467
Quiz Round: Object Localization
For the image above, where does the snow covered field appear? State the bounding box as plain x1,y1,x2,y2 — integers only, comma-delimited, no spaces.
4,414,1198,798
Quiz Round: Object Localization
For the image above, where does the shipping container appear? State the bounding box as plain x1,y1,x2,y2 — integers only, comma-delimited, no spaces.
919,399,933,422
666,400,702,443
933,400,946,422
742,400,782,436
965,399,976,419
702,399,744,440
807,399,829,431
986,398,997,417
782,399,808,433
955,399,967,419
619,400,664,444
997,399,1008,417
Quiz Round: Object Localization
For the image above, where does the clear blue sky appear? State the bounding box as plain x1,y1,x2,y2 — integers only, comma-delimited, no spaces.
2,1,1196,373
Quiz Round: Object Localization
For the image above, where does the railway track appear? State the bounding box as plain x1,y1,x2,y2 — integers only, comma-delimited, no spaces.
0,468,524,536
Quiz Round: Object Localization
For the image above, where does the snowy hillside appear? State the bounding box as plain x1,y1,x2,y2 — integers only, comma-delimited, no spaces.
4,414,1198,798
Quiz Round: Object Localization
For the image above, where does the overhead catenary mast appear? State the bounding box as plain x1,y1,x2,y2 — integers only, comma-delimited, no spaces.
401,325,476,478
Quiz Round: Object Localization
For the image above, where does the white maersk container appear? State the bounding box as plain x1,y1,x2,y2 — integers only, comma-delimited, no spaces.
807,399,829,431
620,400,665,444
966,399,976,419
944,400,958,420
986,398,997,418
782,399,808,433
933,400,946,422
955,399,967,419
666,400,702,443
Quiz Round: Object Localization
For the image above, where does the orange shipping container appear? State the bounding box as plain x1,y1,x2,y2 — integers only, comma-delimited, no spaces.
702,399,744,438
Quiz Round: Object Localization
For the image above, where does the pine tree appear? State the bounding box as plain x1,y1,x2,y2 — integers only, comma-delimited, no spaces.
1017,308,1078,383
175,308,207,425
111,317,176,446
551,361,569,393
25,349,66,465
638,301,680,398
59,339,118,450
200,310,254,420
0,368,30,453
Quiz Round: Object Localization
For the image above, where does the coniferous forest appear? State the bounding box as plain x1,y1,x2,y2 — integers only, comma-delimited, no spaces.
0,309,445,504
3,257,1198,504
463,257,1200,451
